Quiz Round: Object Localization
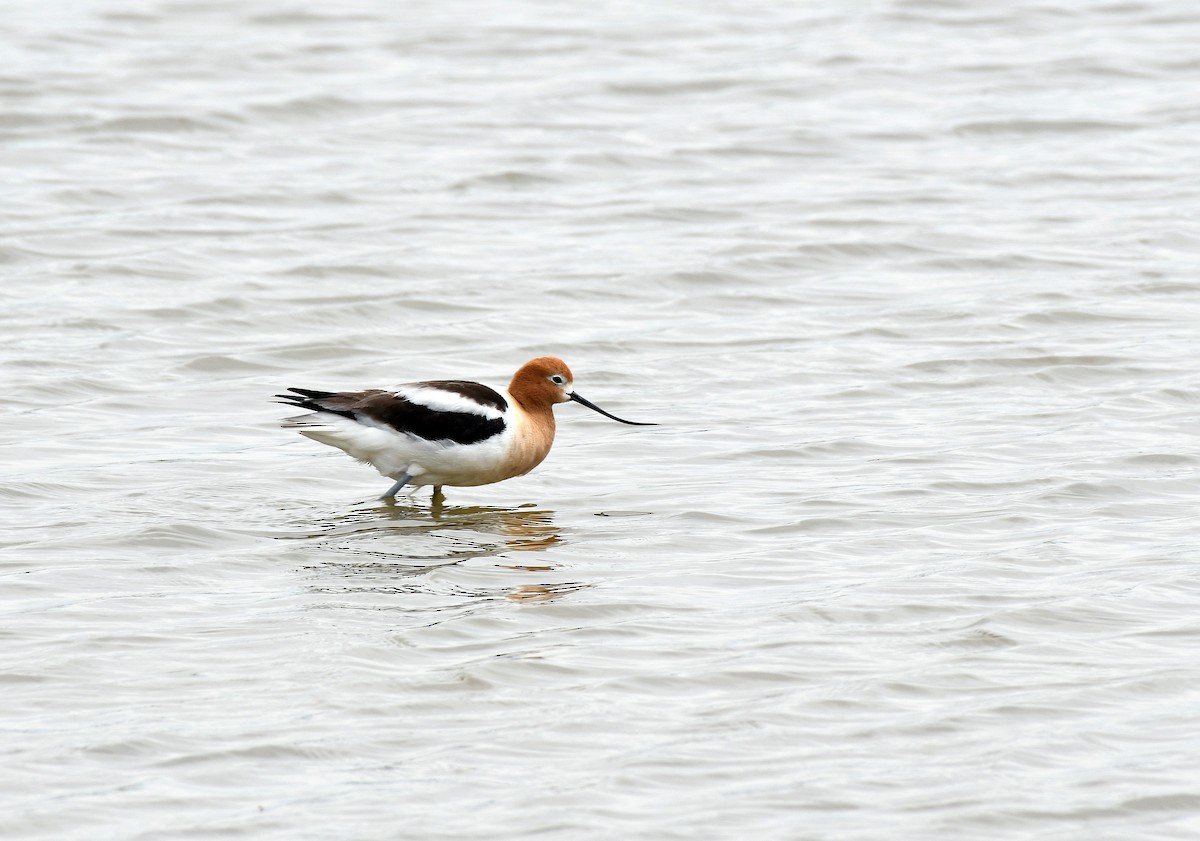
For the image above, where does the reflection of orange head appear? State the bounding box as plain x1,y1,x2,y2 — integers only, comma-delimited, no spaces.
500,509,561,552
506,585,558,603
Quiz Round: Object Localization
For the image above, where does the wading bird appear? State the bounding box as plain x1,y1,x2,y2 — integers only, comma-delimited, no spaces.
277,356,654,500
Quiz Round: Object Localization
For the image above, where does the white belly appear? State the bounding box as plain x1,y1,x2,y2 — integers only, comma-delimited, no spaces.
299,410,552,488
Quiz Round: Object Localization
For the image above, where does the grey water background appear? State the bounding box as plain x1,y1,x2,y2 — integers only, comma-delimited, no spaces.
3,1,1199,838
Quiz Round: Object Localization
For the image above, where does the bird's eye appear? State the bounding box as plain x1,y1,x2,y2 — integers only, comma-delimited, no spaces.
549,374,566,385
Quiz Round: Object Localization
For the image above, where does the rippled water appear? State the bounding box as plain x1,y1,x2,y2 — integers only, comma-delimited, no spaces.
4,1,1200,838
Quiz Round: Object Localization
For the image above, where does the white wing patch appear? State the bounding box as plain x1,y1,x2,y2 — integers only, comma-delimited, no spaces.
392,385,505,420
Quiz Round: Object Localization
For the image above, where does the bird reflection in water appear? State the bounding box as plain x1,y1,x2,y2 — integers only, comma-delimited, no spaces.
291,499,584,604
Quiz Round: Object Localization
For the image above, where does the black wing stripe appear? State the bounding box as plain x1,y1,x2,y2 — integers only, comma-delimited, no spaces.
356,391,504,445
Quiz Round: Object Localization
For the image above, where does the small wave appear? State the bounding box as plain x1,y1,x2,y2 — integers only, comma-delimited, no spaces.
952,119,1134,136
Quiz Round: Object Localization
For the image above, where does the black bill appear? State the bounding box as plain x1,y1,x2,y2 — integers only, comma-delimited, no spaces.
569,392,657,425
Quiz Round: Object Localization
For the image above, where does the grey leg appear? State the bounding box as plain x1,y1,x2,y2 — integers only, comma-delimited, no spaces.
382,473,412,499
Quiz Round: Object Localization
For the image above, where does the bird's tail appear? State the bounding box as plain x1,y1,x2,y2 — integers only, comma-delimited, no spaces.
275,387,356,427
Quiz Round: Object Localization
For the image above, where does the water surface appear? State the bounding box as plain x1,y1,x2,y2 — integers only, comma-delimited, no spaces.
3,1,1200,839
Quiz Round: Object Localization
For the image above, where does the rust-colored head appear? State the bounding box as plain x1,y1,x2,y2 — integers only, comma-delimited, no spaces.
508,356,575,411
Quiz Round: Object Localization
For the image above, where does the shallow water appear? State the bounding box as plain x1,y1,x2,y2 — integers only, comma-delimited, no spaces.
4,1,1200,838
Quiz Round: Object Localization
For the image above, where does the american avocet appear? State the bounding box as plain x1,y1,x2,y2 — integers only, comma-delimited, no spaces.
276,356,654,499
